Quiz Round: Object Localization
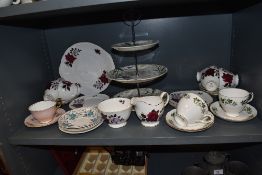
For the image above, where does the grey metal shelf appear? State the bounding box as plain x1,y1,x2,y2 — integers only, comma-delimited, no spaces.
0,0,136,18
0,0,259,28
9,106,262,146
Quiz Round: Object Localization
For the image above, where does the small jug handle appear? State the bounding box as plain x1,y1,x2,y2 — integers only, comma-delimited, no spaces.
247,92,254,103
160,92,169,106
12,0,21,4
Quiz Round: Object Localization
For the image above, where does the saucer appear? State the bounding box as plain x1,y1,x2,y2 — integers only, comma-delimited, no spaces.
24,108,66,127
210,101,257,122
199,83,218,96
58,107,104,134
58,118,103,134
165,109,214,132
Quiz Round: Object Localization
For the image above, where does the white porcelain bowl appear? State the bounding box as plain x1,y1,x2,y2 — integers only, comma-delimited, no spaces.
97,98,132,128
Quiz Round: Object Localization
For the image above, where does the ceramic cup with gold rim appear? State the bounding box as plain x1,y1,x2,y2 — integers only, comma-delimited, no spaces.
218,88,253,117
28,101,57,124
175,93,213,127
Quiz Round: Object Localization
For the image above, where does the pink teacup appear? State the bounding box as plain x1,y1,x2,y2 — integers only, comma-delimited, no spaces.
28,101,57,124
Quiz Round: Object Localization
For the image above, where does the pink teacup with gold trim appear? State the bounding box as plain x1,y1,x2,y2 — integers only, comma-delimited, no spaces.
28,101,57,124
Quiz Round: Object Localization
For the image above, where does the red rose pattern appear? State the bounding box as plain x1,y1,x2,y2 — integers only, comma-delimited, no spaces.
222,73,233,87
99,71,109,84
65,53,77,66
141,110,159,122
93,70,109,90
201,67,219,79
64,48,81,67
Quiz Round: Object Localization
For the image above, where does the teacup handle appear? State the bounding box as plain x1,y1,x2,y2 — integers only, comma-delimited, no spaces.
174,114,188,127
55,98,62,108
13,0,21,4
247,92,254,103
197,111,214,124
160,92,169,106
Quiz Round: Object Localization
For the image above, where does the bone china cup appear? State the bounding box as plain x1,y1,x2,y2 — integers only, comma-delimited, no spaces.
97,98,132,128
175,93,213,127
28,101,57,124
219,88,253,117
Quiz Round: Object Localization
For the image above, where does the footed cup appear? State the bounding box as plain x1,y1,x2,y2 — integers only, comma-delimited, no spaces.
219,88,253,117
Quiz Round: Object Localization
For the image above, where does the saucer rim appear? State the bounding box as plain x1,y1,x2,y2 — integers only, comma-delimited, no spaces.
165,109,214,132
24,108,65,128
58,119,103,134
210,101,257,122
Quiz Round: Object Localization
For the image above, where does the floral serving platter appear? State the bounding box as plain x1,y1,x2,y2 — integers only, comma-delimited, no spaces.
24,108,65,128
58,107,103,134
113,88,162,99
165,109,214,132
107,64,168,84
59,42,115,96
111,40,159,52
69,94,109,109
169,90,213,108
210,101,257,122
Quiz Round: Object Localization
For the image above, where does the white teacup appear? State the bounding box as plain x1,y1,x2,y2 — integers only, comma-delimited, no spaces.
175,93,213,127
97,98,132,128
219,88,253,117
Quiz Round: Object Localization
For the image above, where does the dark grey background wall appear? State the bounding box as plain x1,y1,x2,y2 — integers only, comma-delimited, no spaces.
0,26,56,175
45,14,232,95
231,2,262,117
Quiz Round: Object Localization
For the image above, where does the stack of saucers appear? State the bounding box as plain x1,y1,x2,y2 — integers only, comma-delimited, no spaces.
58,107,103,134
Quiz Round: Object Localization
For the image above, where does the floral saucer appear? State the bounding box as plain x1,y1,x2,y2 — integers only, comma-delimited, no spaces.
58,107,103,134
24,108,65,128
165,109,214,132
210,101,257,122
199,83,218,96
69,94,109,109
58,119,103,134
